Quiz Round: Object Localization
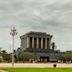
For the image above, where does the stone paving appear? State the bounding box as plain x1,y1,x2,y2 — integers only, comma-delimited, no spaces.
0,70,8,72
0,63,72,68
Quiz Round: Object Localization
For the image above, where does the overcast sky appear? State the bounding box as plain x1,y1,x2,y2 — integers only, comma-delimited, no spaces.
0,0,72,52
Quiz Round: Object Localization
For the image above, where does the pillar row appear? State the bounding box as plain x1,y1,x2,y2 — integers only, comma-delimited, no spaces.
32,37,34,48
45,38,47,49
36,38,39,48
41,38,43,48
27,37,30,48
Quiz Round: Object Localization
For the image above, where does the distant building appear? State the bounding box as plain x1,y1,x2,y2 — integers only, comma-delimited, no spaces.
20,31,61,62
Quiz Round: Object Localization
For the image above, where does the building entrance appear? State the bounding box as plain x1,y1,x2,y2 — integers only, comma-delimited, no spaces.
40,56,49,62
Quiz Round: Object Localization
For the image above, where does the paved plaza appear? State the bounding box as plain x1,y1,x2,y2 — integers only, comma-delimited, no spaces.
0,70,8,72
0,63,72,68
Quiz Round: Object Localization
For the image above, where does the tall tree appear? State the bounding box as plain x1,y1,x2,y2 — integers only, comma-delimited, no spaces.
51,42,56,50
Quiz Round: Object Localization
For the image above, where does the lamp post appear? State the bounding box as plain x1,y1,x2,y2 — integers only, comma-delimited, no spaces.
10,27,17,67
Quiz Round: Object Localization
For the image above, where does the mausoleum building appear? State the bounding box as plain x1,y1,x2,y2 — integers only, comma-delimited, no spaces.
20,31,60,62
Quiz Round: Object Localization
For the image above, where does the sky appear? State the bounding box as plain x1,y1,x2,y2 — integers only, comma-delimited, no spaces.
0,0,72,52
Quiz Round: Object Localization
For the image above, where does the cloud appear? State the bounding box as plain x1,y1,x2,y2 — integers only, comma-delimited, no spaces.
0,0,72,51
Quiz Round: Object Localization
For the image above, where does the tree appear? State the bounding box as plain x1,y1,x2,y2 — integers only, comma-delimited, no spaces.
58,52,67,62
51,42,56,50
2,50,6,53
1,50,11,62
58,51,72,63
64,51,72,61
18,52,37,62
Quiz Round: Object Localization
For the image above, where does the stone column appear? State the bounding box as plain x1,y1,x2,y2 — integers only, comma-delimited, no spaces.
36,38,39,48
27,37,30,48
41,38,43,48
49,38,51,49
45,38,47,49
32,37,34,48
47,38,51,49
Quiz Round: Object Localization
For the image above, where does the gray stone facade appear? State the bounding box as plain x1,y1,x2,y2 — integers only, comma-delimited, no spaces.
20,31,52,49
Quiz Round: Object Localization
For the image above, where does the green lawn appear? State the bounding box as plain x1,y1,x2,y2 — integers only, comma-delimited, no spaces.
0,68,72,72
